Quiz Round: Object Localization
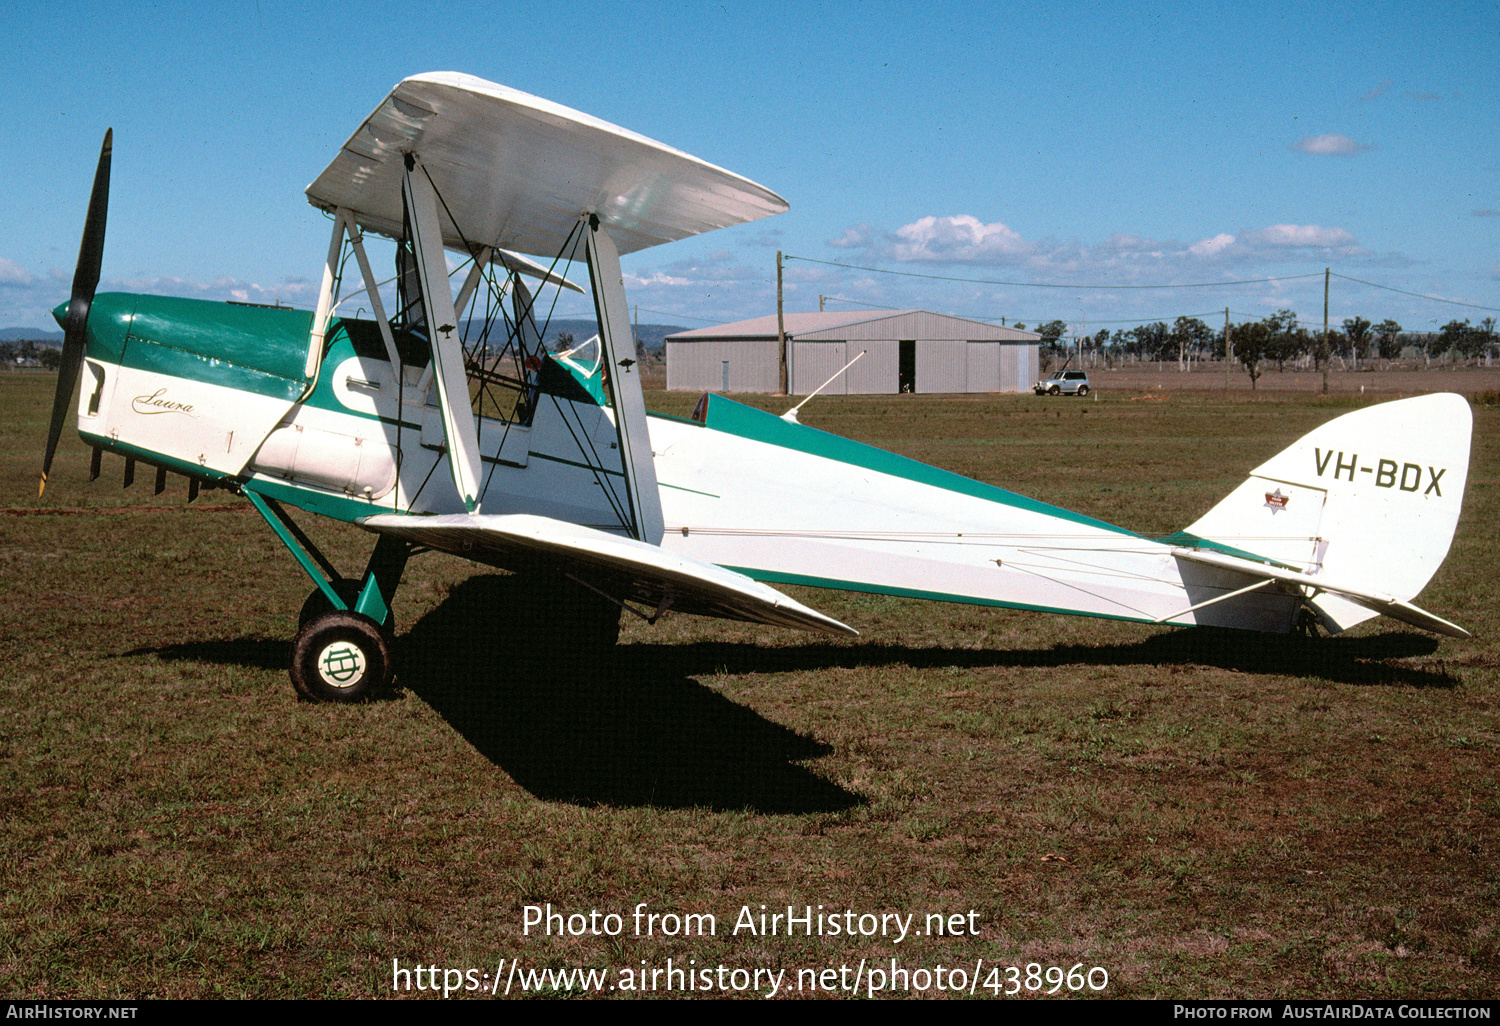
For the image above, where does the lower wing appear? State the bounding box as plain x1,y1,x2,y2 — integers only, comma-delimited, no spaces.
360,512,856,636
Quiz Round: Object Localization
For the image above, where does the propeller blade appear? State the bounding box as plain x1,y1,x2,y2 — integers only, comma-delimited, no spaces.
40,128,112,497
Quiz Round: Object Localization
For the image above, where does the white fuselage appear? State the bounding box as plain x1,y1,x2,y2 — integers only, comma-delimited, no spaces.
88,347,1301,635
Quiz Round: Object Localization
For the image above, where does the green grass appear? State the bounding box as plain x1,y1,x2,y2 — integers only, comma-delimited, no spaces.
1,372,1496,998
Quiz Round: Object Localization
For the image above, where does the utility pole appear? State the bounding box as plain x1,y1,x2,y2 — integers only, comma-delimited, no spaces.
1321,267,1330,395
819,294,824,312
777,251,787,394
1224,307,1231,391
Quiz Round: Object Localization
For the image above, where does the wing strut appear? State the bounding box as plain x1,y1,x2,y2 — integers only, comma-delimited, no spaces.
453,246,493,321
403,157,484,512
585,217,664,544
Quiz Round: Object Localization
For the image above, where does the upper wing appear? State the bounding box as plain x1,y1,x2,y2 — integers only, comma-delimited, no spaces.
306,72,789,258
361,512,856,636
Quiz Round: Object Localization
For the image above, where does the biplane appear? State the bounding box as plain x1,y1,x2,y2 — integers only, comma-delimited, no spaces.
42,73,1473,702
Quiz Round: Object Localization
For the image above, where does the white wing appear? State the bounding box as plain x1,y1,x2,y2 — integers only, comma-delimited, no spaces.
361,512,855,636
306,72,788,258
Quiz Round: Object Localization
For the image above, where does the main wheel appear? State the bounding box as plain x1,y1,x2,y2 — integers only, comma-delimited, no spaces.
289,610,393,702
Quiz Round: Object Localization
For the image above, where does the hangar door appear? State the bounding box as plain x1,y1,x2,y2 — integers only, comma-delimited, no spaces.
917,340,966,393
792,341,898,395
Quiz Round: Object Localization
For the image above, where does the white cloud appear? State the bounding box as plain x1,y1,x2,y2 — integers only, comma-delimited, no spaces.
1293,133,1371,156
1189,233,1236,257
0,258,34,286
1245,224,1357,248
625,272,692,288
828,223,873,249
887,215,1031,263
1097,233,1164,258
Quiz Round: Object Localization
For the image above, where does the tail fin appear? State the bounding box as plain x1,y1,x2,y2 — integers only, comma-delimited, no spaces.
1175,393,1472,633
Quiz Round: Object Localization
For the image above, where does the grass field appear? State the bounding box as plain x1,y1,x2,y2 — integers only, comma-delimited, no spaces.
1,369,1496,1000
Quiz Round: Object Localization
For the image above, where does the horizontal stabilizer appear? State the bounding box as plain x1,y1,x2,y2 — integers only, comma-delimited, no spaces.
361,512,856,636
1172,547,1470,639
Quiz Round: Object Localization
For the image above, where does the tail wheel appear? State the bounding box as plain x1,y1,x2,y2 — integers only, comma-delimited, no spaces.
290,610,393,702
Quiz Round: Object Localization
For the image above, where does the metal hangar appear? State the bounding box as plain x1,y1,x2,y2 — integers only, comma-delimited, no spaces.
665,309,1041,395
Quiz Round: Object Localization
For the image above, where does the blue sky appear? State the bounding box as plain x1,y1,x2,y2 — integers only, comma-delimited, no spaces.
4,0,1497,335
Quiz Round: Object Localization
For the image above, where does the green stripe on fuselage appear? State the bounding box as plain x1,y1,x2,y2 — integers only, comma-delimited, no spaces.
699,394,1139,537
79,430,232,483
80,294,314,401
125,337,306,401
1154,530,1300,569
243,476,401,524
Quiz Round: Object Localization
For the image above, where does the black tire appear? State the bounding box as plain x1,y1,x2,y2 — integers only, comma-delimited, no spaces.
1048,385,1060,395
289,610,393,702
299,579,393,632
1077,385,1089,396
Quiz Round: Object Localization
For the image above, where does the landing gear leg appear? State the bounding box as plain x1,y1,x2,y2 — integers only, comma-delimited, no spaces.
244,488,411,700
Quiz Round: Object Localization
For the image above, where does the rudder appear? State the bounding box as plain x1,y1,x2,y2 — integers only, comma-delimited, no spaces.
1176,393,1471,632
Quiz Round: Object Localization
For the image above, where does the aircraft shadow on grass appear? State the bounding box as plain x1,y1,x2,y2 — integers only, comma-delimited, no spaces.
129,576,1455,811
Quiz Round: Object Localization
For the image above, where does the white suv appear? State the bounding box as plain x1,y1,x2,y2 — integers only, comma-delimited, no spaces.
1034,370,1091,396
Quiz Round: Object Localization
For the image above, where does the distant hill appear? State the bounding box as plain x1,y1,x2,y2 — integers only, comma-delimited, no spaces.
476,318,688,357
0,328,63,344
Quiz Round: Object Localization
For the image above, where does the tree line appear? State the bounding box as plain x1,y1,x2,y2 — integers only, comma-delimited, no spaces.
0,339,62,369
1031,313,1497,387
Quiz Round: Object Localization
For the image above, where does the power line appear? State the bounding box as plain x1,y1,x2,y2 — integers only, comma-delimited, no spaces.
544,304,725,326
819,294,898,310
633,305,722,324
1330,272,1500,314
1071,310,1235,326
796,254,1499,315
785,254,1324,289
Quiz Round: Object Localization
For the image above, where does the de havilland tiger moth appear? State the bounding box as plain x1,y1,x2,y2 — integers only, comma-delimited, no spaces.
40,72,1474,701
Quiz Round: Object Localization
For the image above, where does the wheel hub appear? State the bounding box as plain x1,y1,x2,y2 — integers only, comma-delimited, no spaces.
316,641,367,688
